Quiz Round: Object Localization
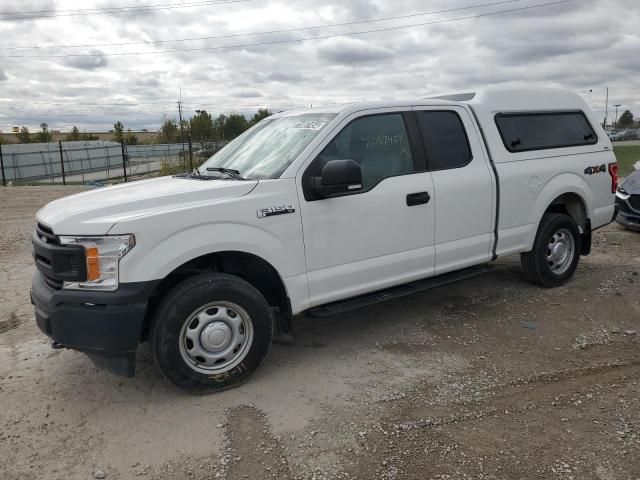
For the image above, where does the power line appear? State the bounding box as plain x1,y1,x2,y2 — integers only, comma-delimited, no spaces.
3,0,574,58
2,0,529,50
0,0,251,22
0,0,245,15
0,101,305,109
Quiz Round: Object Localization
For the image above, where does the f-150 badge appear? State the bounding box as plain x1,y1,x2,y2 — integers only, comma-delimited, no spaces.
256,204,296,218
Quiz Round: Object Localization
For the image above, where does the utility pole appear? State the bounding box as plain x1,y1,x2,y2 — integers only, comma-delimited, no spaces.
604,87,609,129
613,104,622,129
177,87,186,169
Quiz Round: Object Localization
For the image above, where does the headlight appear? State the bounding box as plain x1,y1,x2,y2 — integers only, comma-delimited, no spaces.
616,185,630,200
59,235,135,291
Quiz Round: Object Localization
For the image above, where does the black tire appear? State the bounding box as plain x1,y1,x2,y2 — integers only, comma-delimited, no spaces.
520,213,581,288
151,273,273,394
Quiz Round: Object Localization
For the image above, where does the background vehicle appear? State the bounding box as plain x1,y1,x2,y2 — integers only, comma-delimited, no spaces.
616,168,640,231
31,87,617,393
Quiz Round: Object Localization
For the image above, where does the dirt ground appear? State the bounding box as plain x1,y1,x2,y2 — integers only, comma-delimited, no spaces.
1,186,639,480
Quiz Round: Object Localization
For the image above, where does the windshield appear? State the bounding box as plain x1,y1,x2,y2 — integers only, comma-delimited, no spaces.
199,113,337,179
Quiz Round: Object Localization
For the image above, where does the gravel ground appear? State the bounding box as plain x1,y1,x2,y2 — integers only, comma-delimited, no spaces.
1,185,639,480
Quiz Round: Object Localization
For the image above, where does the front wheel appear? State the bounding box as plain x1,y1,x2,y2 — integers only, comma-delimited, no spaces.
521,213,581,288
151,273,273,394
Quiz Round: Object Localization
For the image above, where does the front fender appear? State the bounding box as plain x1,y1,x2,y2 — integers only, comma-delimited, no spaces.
120,221,305,282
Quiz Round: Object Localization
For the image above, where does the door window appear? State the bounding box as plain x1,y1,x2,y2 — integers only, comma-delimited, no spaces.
416,110,472,170
310,113,415,191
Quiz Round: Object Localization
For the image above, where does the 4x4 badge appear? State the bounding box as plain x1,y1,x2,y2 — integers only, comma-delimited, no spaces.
256,204,296,218
584,164,606,175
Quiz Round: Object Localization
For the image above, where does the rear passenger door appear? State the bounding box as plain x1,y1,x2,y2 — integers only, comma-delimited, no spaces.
413,107,495,274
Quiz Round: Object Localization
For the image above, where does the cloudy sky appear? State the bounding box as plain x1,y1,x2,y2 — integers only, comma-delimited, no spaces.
0,0,638,133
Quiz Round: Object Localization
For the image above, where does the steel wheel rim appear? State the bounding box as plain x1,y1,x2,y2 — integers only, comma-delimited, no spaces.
179,301,254,374
545,227,575,275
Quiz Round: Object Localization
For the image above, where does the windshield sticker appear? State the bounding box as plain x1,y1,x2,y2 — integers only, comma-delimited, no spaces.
292,121,327,130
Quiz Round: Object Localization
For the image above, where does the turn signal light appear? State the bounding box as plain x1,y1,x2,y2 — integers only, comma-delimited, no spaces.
85,247,100,281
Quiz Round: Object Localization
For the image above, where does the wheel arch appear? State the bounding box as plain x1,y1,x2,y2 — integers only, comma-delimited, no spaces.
529,176,592,254
544,192,589,232
141,250,291,340
528,173,593,250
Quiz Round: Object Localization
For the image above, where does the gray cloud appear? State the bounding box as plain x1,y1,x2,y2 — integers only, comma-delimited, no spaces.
316,37,394,64
0,0,55,20
0,0,638,132
63,50,109,70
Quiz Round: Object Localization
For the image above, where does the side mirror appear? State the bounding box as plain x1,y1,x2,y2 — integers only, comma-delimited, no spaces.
312,159,363,197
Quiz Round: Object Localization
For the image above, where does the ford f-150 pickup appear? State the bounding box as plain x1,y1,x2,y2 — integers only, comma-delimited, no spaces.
31,87,618,393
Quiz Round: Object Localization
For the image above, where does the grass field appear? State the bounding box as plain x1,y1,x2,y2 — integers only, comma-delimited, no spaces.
614,145,640,177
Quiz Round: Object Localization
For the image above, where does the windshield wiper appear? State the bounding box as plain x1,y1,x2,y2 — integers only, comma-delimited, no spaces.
205,167,246,180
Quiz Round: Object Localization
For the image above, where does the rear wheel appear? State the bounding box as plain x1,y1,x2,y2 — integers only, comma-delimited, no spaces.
151,273,273,394
521,213,581,287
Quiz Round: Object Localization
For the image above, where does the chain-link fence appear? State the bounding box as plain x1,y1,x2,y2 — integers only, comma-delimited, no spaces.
0,140,217,186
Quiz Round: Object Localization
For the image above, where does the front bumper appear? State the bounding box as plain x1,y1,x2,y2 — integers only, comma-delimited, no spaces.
615,197,640,232
31,271,159,376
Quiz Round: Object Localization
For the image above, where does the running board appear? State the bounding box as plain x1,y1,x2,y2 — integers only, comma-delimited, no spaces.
307,265,492,318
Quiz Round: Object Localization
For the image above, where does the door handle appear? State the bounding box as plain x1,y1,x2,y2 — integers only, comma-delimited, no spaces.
406,191,430,206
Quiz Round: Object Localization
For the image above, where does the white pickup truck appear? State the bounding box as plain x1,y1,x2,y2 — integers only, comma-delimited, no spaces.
31,88,618,393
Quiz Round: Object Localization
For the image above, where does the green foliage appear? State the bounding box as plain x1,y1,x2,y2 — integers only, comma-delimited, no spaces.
113,121,125,142
614,145,640,177
160,119,179,143
249,108,272,126
34,123,52,143
224,113,249,140
190,110,215,144
0,134,7,145
81,132,99,141
125,129,138,145
618,110,634,128
159,156,205,176
17,126,31,143
179,119,190,138
213,114,227,141
65,126,81,141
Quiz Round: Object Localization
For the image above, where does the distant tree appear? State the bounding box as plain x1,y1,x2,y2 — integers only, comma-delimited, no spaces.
65,125,81,141
213,114,227,141
125,129,138,145
190,110,215,144
179,119,190,139
160,119,179,143
17,126,31,143
618,110,634,128
224,113,249,140
81,132,99,141
34,122,52,143
113,121,125,142
249,108,272,126
0,133,7,145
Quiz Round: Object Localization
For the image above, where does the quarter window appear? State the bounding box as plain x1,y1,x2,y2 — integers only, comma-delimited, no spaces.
495,111,597,152
312,113,415,190
416,111,472,170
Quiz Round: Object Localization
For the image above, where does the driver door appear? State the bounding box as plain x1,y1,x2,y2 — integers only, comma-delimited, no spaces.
297,109,436,307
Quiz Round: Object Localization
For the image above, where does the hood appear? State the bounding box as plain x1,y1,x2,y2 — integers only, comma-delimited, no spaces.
37,176,258,235
621,169,640,195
